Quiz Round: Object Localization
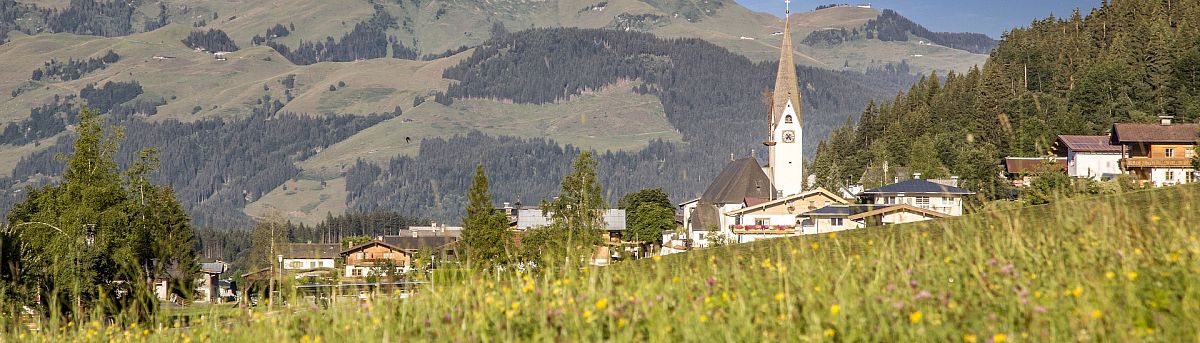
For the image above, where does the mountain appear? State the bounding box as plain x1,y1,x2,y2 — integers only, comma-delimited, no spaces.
0,0,991,226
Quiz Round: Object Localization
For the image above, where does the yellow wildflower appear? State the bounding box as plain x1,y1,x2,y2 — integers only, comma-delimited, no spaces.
1091,309,1102,319
1105,271,1115,279
1126,271,1138,281
909,311,923,324
700,314,709,322
775,292,785,302
1070,286,1083,297
617,318,628,328
811,242,820,250
824,328,836,337
993,333,1007,343
672,276,680,284
830,304,841,316
963,334,977,343
1150,215,1161,223
652,255,662,262
595,298,608,310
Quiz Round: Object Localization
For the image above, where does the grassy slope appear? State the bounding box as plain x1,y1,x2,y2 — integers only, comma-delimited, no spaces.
12,185,1199,341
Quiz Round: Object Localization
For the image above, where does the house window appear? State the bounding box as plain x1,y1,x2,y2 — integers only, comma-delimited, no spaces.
1188,149,1196,158
1188,172,1196,182
941,197,954,206
755,218,769,226
915,196,930,207
1166,170,1175,180
831,218,844,226
310,261,318,268
383,252,393,259
1165,148,1175,157
288,261,302,269
351,268,361,277
784,115,793,124
698,233,706,240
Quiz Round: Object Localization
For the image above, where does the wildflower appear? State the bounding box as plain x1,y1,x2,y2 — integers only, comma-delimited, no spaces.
1091,309,1102,319
775,292,785,302
583,310,593,321
700,314,709,322
824,328,836,337
993,333,1007,343
1070,286,1083,297
811,242,820,250
909,311,923,324
1168,253,1181,262
1105,271,1115,279
672,276,680,284
829,232,837,239
617,318,629,327
1126,271,1138,281
652,255,662,262
963,334,977,343
595,298,608,310
1150,215,1161,223
761,258,773,270
830,304,841,316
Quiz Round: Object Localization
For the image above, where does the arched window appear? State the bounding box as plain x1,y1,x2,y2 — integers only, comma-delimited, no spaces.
784,115,793,124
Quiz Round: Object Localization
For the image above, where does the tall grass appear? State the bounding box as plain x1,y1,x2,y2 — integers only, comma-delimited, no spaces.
6,185,1199,342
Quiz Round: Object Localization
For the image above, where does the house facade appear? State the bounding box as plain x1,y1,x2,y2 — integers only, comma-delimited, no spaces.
1002,157,1067,187
340,241,414,279
1111,119,1198,186
282,243,340,272
1053,135,1122,180
722,188,848,242
858,178,974,216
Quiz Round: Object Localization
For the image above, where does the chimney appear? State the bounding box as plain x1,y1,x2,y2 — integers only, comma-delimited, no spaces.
913,172,922,180
1160,115,1174,126
730,153,735,161
951,176,959,186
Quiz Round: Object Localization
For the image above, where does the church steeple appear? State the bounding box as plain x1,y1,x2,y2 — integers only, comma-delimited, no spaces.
765,1,805,197
770,7,802,131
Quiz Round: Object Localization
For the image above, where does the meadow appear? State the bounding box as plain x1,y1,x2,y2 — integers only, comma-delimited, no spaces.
6,185,1199,342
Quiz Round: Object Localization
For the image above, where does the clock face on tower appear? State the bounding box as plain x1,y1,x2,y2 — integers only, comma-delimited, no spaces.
782,130,795,143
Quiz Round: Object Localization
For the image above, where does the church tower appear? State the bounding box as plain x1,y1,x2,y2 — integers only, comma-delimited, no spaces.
764,2,804,197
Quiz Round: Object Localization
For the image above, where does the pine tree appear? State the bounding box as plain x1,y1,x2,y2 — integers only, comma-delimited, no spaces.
462,164,512,267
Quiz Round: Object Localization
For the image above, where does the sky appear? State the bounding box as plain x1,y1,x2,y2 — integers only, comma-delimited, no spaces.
736,0,1102,38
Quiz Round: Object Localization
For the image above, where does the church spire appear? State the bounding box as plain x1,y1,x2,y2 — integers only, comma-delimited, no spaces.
769,6,802,131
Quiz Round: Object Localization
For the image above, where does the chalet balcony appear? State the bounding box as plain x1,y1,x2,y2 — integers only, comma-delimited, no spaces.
730,224,796,234
1120,157,1194,169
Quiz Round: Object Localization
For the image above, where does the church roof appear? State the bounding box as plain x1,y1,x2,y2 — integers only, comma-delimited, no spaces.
769,14,803,129
700,157,776,204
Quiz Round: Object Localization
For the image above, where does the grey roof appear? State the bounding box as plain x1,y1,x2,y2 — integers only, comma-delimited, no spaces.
516,208,626,231
285,243,341,259
1055,135,1121,153
803,204,890,217
861,179,974,195
700,157,774,204
200,262,226,274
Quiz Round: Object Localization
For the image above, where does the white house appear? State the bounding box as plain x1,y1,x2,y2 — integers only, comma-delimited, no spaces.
802,203,949,233
857,177,974,216
282,243,340,272
721,188,847,243
1053,135,1122,180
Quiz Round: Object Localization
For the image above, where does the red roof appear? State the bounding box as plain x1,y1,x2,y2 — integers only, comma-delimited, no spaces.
1003,157,1066,175
1055,135,1121,153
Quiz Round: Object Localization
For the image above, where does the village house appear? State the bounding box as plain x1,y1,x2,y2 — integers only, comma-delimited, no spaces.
722,188,848,243
1052,135,1123,180
802,203,950,232
514,207,627,242
340,241,414,279
857,176,973,216
1111,116,1198,186
282,243,340,274
194,261,228,303
1002,156,1067,187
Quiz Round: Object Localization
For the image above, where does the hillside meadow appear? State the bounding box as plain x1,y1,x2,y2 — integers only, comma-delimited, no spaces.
5,185,1199,342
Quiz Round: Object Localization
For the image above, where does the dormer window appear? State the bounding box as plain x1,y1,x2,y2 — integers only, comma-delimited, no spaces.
784,115,793,124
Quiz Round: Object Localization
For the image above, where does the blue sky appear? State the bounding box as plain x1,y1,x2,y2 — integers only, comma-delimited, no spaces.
736,0,1101,38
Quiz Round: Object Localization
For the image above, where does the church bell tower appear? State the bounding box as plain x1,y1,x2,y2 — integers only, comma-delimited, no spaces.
764,1,805,197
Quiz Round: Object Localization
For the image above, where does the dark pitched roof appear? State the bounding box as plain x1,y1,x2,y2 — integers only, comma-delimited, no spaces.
861,179,974,195
1111,123,1200,143
340,240,410,255
1003,157,1066,175
285,243,341,259
700,157,775,204
1055,135,1121,153
379,236,457,251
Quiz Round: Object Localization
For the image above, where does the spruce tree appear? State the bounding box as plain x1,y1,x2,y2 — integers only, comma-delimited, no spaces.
462,164,511,267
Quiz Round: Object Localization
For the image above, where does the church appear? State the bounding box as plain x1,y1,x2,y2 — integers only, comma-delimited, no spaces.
679,6,847,247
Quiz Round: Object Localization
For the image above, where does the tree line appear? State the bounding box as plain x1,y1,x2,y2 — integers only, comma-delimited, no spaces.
31,50,119,82
809,0,1200,200
864,9,997,54
266,3,396,64
183,29,239,52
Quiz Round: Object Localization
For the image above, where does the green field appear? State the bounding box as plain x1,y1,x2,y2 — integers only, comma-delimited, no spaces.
10,185,1199,341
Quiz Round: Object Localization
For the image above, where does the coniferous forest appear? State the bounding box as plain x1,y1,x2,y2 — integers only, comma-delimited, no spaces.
810,0,1200,200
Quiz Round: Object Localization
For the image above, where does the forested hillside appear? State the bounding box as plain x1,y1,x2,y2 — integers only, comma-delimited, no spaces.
810,0,1200,200
802,9,997,54
345,27,918,222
